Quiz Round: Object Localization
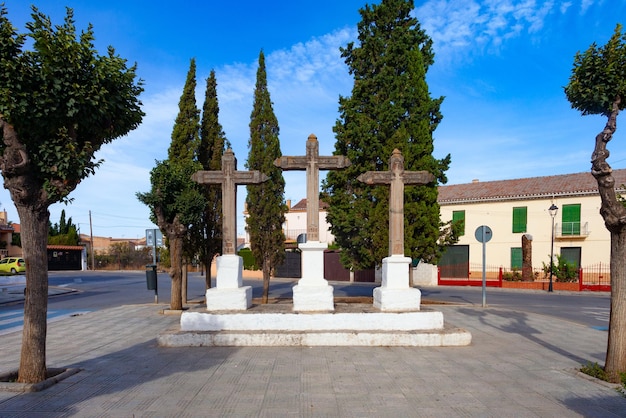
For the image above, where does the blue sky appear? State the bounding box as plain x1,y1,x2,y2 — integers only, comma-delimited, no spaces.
1,0,624,239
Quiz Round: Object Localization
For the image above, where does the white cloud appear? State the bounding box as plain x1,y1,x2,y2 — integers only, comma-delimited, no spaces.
580,0,596,14
415,0,560,61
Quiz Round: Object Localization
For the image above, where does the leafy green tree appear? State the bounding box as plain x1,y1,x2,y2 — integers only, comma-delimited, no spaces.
565,24,626,383
137,59,203,310
322,0,452,271
0,6,143,383
245,50,286,303
193,69,226,289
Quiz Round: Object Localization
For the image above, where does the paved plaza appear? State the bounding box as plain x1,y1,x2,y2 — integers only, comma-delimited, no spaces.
1,288,625,417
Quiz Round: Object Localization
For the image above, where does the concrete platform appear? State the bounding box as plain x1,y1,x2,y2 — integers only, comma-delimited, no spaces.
157,303,472,347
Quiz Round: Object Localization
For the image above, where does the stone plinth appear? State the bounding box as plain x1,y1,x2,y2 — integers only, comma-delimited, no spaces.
293,241,334,312
157,305,472,347
374,255,421,312
205,255,251,311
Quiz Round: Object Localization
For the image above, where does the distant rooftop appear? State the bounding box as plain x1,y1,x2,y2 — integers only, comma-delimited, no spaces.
438,169,626,204
289,198,329,211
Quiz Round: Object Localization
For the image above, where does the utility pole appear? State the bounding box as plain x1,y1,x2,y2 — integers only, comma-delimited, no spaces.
89,210,95,270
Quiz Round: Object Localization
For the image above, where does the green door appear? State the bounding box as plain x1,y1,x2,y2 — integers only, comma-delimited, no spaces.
439,245,469,278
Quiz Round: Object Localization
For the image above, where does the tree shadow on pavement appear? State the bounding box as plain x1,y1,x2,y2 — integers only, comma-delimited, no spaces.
456,307,592,366
0,339,241,416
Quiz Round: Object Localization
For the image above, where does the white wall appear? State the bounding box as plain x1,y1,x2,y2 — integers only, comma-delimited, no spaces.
440,195,608,269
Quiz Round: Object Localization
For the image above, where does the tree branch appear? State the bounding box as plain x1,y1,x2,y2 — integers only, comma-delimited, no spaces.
0,115,30,175
591,96,626,232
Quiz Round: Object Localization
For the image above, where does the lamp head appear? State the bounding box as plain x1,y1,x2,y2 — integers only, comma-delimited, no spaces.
548,204,558,218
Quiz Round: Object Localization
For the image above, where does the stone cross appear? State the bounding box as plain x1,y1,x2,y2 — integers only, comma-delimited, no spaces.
274,134,350,241
192,148,268,255
357,149,434,256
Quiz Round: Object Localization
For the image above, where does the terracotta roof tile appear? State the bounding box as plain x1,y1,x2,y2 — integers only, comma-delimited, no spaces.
48,245,85,250
438,169,626,204
289,198,329,211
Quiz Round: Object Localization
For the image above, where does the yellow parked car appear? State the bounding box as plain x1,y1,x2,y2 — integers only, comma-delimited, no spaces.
0,257,26,274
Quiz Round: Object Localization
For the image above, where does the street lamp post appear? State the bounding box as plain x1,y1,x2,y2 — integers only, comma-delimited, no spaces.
548,203,558,292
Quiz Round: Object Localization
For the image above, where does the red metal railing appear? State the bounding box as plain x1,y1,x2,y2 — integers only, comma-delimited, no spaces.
438,263,611,292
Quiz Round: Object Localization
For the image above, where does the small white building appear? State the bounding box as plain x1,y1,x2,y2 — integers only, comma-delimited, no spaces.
282,199,335,244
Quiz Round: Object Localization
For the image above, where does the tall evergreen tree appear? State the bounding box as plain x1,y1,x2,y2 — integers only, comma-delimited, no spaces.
169,59,199,164
322,0,452,270
195,69,226,289
137,59,203,310
245,50,286,303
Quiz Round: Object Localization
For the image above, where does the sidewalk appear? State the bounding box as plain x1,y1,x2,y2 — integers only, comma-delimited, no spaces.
0,298,625,416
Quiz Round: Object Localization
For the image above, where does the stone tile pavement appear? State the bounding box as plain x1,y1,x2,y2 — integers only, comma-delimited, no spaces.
0,300,625,417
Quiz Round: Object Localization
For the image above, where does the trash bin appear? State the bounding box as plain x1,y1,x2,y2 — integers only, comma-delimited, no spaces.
146,264,157,290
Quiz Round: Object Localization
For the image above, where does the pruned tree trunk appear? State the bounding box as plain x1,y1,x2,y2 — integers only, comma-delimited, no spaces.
591,96,626,382
16,205,50,383
155,209,186,311
262,258,271,304
168,234,184,310
182,262,188,305
203,255,213,290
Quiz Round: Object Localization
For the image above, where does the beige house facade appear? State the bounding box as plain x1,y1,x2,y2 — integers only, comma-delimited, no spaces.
438,169,626,274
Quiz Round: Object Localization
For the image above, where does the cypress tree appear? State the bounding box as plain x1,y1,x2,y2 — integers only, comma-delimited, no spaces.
245,50,286,303
322,0,452,270
138,59,203,310
195,69,226,289
169,59,200,163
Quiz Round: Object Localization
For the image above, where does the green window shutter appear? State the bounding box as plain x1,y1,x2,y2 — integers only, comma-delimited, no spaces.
512,207,527,233
561,204,581,235
452,210,465,236
510,247,522,269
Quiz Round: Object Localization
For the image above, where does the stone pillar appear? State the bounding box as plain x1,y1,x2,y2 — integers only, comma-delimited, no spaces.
358,149,434,312
522,234,533,281
192,149,267,311
274,134,351,312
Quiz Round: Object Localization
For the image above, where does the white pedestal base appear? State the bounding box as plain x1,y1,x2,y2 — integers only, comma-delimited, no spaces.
160,308,473,347
293,241,334,312
293,284,334,312
205,254,251,311
374,255,421,312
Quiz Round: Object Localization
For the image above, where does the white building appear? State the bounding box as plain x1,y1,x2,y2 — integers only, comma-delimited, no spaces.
438,169,626,275
282,199,335,244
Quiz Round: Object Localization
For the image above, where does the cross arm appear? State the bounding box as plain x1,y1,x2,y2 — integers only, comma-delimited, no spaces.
357,171,392,185
192,171,225,184
402,171,435,185
273,156,308,170
317,156,351,170
233,170,269,185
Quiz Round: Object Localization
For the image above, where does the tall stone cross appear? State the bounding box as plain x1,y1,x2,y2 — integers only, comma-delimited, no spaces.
192,148,268,255
357,149,434,256
274,134,350,241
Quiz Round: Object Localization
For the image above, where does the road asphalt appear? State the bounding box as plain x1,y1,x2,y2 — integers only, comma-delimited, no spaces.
0,280,625,417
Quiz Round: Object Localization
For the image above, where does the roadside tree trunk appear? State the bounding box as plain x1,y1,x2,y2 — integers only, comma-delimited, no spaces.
591,97,626,382
203,256,213,290
15,205,50,383
155,209,186,311
262,258,271,304
167,233,184,310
